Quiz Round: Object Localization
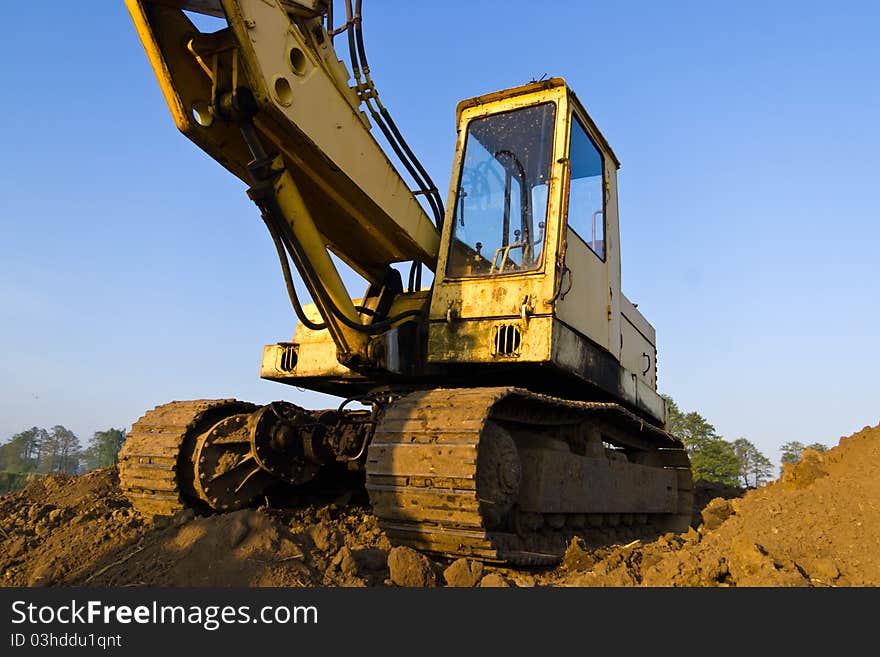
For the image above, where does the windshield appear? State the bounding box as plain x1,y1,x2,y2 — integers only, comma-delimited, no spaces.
446,103,556,278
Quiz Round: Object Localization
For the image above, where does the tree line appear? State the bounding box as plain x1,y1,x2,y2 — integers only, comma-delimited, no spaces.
664,396,827,487
0,426,125,493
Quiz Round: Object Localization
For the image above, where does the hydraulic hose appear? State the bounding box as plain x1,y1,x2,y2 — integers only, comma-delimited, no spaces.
261,211,327,331
344,0,445,230
260,192,423,335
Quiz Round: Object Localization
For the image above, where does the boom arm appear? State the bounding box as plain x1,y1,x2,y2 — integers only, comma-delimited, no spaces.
127,0,441,365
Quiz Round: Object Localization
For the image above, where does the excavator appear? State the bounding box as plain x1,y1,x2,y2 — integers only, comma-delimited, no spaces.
119,0,692,564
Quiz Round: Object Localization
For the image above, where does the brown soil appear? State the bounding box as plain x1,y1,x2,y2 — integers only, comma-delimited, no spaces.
1,423,877,587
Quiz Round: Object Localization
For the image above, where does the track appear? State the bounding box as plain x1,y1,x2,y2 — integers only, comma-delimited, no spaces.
118,399,257,517
120,390,693,566
365,387,693,565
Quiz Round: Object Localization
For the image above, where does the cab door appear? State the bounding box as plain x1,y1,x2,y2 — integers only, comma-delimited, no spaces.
555,110,617,354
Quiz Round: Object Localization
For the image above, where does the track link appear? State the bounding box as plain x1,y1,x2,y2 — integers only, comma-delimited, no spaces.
365,387,693,565
118,399,256,516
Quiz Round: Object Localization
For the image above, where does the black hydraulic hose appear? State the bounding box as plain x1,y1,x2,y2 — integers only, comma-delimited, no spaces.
354,1,444,223
365,99,442,225
272,207,415,329
408,260,422,291
380,104,445,227
261,212,327,331
263,194,423,335
345,0,361,79
407,260,417,293
354,15,443,226
374,100,444,216
242,116,424,339
351,0,445,229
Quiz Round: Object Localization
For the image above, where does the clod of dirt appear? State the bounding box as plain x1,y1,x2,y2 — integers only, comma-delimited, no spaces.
726,536,807,587
562,536,597,572
479,573,512,587
351,548,387,572
443,558,484,587
780,449,828,490
801,557,840,583
309,521,342,553
172,508,196,528
387,546,437,587
511,574,536,587
332,547,358,577
227,512,251,548
691,480,745,527
700,498,735,531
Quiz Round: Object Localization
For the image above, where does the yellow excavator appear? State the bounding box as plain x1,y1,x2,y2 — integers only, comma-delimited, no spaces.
119,0,692,564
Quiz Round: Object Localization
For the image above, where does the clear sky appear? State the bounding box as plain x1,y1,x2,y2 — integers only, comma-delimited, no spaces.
1,1,878,469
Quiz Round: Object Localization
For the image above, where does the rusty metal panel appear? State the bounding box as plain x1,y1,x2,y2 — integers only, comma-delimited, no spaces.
427,316,553,364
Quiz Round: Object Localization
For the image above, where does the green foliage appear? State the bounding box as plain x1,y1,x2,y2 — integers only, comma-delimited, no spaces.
664,397,718,449
689,438,741,486
664,396,772,487
732,437,775,487
0,427,47,474
2,424,124,486
780,441,829,469
780,441,806,465
85,428,126,470
1,425,81,485
37,426,81,475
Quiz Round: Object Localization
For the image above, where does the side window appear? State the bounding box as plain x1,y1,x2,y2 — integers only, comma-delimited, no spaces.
568,114,605,260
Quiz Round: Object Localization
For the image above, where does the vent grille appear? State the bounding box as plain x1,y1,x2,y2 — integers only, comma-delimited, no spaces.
279,345,298,372
492,323,521,357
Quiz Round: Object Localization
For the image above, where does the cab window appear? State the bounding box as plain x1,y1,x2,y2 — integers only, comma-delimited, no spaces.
446,103,556,277
568,114,605,260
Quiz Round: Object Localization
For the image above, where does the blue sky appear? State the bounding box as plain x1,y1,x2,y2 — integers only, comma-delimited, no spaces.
1,1,878,468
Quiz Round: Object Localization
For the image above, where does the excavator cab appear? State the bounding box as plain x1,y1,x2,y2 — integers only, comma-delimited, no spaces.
429,79,663,424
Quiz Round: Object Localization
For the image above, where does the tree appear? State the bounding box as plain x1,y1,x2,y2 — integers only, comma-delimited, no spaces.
732,438,775,488
780,441,828,469
780,441,806,466
748,450,774,487
689,437,741,486
84,428,126,470
36,426,81,475
54,426,81,475
0,427,47,473
733,438,755,487
665,397,718,449
663,395,740,486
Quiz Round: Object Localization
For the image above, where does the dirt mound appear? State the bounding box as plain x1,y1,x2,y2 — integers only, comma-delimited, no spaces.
1,423,877,587
0,473,392,587
0,469,146,586
546,423,880,587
